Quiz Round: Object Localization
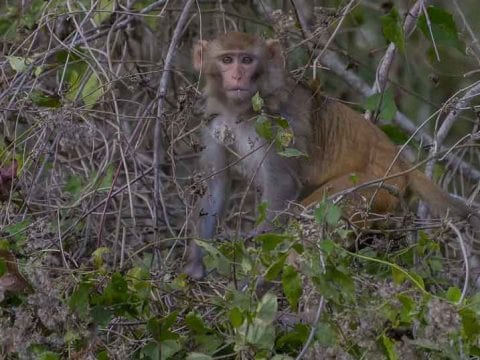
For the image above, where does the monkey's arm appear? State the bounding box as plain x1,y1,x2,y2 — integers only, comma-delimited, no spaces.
198,137,228,238
185,131,228,279
259,160,301,226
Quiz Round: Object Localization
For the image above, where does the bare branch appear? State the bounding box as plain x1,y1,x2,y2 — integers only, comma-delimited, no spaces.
424,81,480,179
373,0,427,94
153,0,195,235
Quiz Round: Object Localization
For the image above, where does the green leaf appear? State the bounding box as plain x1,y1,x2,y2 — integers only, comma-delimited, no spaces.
5,219,31,246
381,8,405,52
381,334,399,360
244,319,276,350
275,127,294,147
264,253,287,281
93,0,114,25
460,308,480,341
256,202,267,226
391,266,406,284
91,305,112,326
186,312,207,334
315,322,336,346
446,287,461,303
7,56,32,73
23,0,45,29
0,257,7,277
197,241,230,276
186,353,213,360
364,90,397,121
229,307,244,328
277,323,309,351
255,115,273,141
34,64,45,77
92,247,109,269
141,341,160,360
326,205,341,225
62,57,89,103
468,293,480,313
278,147,307,158
64,175,83,199
319,239,335,255
97,165,115,191
69,281,92,320
100,272,129,305
418,6,464,53
398,294,416,323
29,90,62,108
409,272,425,290
256,292,277,324
282,265,302,311
149,312,179,341
127,267,151,300
82,72,103,108
160,339,182,360
380,124,409,145
38,352,60,360
193,334,222,356
96,350,109,360
256,233,288,252
251,92,264,112
314,201,342,226
274,116,289,129
0,18,16,39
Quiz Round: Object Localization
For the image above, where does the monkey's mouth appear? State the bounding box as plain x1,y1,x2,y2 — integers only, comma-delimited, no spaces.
226,88,251,97
226,88,249,92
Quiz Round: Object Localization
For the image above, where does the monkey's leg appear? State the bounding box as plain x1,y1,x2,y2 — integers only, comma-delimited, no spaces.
257,167,300,229
184,139,228,280
302,172,406,218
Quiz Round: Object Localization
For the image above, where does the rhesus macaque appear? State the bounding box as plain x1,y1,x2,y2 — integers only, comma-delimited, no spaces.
184,32,477,280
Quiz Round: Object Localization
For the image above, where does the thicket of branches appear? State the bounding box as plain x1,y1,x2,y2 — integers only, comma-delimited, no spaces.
1,0,480,359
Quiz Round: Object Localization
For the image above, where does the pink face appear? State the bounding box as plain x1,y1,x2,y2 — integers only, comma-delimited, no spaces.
216,51,259,103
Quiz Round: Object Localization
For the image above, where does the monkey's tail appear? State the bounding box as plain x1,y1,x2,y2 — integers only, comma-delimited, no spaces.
408,169,471,219
409,169,480,253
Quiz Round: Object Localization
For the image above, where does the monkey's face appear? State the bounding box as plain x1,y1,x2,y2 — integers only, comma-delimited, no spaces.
216,51,259,103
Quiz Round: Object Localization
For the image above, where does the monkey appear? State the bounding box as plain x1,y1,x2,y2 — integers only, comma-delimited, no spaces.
183,32,478,280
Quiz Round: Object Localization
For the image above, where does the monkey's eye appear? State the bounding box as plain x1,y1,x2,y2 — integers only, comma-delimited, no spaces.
241,56,253,64
222,55,233,64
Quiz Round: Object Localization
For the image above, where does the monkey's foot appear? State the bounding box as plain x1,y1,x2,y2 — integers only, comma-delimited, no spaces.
183,261,206,280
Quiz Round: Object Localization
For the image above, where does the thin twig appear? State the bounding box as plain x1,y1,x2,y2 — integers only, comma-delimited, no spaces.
446,221,469,303
153,0,195,236
372,0,426,94
424,81,480,179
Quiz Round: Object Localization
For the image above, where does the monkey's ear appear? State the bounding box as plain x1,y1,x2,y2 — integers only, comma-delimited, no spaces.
266,39,285,67
193,40,209,72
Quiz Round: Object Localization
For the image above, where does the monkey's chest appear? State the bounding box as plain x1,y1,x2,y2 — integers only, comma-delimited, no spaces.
211,120,268,175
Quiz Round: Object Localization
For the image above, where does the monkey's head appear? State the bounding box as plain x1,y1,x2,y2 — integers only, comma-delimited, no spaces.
193,32,285,110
